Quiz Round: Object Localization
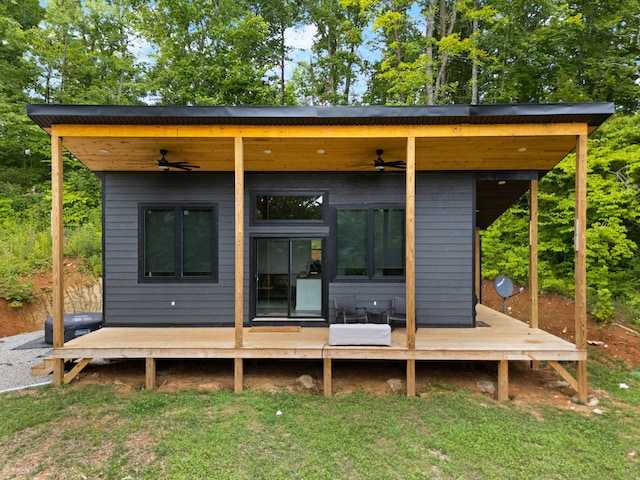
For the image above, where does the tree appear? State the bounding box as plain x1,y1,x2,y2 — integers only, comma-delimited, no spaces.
29,0,147,104
482,114,640,321
140,0,279,105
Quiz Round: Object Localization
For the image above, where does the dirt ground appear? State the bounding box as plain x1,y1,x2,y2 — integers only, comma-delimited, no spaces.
2,266,639,409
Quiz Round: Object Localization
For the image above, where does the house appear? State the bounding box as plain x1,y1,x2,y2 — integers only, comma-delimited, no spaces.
27,103,614,400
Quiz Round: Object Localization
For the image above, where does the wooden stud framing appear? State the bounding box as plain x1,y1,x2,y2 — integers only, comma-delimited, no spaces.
145,358,156,389
406,136,416,349
51,130,65,385
575,133,588,402
529,179,539,330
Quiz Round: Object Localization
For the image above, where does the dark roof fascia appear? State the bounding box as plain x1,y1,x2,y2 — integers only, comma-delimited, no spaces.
26,102,615,130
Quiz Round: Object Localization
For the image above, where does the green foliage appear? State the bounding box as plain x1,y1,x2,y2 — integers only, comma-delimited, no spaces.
482,114,640,322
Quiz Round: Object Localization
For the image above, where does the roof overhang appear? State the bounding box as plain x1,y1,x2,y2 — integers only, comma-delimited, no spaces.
27,102,614,228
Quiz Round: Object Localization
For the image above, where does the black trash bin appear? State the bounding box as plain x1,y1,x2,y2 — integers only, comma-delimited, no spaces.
44,312,103,345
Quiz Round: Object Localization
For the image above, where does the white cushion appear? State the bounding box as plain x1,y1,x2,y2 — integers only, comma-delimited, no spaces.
329,323,391,346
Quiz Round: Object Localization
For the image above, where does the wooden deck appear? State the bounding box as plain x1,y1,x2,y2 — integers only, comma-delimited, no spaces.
51,305,585,400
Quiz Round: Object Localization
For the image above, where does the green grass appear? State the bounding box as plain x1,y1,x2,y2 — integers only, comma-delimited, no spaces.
1,369,639,480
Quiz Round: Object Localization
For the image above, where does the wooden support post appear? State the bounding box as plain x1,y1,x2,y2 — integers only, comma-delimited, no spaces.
323,357,332,397
406,136,416,349
406,359,416,397
475,228,481,303
529,180,539,329
51,131,65,386
529,179,540,370
145,358,156,390
575,133,588,403
497,360,509,401
234,137,244,349
234,357,243,393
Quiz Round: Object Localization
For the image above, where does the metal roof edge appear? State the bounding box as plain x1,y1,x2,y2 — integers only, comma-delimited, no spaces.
26,102,615,129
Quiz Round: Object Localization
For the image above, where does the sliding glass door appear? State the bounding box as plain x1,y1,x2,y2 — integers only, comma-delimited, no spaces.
254,238,323,319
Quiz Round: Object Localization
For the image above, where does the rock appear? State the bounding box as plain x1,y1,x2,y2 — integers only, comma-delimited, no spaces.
476,380,495,396
545,380,570,389
586,395,599,407
387,378,403,393
296,374,316,390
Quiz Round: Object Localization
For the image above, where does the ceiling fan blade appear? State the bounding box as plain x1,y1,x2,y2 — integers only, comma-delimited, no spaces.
384,161,406,168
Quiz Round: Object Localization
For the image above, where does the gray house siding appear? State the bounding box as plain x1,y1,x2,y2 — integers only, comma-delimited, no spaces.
102,171,474,327
103,173,236,326
416,172,475,327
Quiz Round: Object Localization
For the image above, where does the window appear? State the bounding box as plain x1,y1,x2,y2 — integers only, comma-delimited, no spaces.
336,207,405,279
253,193,325,222
140,205,217,282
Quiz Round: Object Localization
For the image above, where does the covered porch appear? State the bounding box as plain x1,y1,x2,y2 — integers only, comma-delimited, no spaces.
26,103,615,402
51,305,584,401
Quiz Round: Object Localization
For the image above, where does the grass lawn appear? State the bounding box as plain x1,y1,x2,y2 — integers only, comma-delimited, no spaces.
1,358,638,479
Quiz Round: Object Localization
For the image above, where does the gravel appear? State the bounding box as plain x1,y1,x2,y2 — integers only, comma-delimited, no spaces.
0,331,52,394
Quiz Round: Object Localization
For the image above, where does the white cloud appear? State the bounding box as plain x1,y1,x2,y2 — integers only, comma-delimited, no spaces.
284,24,317,51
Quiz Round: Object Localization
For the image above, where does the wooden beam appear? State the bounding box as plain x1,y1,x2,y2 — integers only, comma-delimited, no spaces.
406,359,416,397
235,137,244,349
575,133,588,403
234,358,243,393
406,136,416,349
323,357,332,397
145,358,156,390
475,228,481,303
547,360,579,392
51,130,65,386
63,358,92,384
497,360,509,401
529,180,539,329
52,123,590,140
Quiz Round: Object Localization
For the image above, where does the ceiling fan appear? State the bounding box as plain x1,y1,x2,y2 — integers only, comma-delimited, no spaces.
157,149,200,172
373,149,406,171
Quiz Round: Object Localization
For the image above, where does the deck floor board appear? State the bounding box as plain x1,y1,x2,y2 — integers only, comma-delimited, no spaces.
53,305,584,362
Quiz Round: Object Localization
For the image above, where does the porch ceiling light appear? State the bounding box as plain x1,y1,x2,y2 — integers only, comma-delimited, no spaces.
316,149,326,154
263,149,272,154
99,149,109,154
498,180,507,185
518,147,528,152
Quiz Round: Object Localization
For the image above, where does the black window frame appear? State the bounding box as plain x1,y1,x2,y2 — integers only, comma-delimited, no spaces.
138,203,218,283
333,204,405,282
250,190,328,225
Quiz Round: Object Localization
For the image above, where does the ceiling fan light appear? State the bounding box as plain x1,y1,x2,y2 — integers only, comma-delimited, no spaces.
375,164,385,171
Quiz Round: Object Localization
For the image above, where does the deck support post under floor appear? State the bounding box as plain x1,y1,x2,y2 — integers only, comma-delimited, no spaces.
234,358,243,393
576,360,588,403
323,357,332,396
146,358,156,389
497,360,509,401
53,358,65,385
406,359,416,396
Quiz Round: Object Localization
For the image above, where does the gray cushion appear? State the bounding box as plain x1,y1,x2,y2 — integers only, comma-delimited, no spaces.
328,323,391,346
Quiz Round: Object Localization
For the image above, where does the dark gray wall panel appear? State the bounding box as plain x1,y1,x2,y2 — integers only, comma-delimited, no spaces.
415,172,474,327
103,173,235,326
103,171,474,327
